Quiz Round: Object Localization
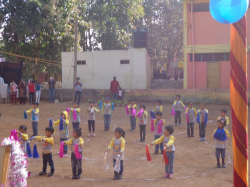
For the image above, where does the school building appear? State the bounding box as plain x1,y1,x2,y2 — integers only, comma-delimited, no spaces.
61,48,152,90
183,0,250,89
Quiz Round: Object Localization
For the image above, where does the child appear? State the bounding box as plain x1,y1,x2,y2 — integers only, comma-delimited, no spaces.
128,99,137,131
217,109,229,129
197,103,209,141
70,102,81,129
107,127,125,180
150,99,163,119
26,102,39,137
33,126,55,176
213,118,230,168
102,97,112,131
64,128,84,179
153,111,165,154
185,101,197,137
173,95,185,126
148,126,175,179
118,88,123,100
17,125,29,154
153,99,163,113
137,104,148,142
53,111,69,154
85,101,99,137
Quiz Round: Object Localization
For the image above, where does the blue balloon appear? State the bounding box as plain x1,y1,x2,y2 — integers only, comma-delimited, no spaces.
210,0,249,24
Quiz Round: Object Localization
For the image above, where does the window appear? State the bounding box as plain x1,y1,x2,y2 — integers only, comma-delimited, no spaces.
189,3,209,12
77,60,86,65
189,53,230,62
120,60,130,64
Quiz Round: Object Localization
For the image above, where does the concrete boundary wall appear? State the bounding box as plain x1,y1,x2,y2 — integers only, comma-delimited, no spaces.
40,89,250,105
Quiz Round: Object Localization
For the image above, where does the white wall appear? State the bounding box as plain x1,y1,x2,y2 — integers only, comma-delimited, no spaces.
62,48,152,89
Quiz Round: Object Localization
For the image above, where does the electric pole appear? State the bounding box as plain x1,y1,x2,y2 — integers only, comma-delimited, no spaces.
73,16,78,101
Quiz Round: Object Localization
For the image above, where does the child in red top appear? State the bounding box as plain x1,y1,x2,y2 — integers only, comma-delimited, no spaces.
28,80,36,105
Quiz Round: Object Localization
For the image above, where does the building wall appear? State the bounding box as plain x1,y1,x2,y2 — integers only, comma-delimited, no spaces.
145,51,153,89
62,48,151,90
187,61,207,89
187,7,250,45
183,0,250,89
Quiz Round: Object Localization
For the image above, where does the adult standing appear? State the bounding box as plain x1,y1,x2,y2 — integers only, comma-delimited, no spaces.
18,79,26,105
35,81,41,104
48,77,56,103
110,76,120,101
74,77,83,104
28,80,35,105
10,80,17,105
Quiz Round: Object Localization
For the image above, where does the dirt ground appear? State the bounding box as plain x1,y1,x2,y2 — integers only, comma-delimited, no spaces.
0,101,250,187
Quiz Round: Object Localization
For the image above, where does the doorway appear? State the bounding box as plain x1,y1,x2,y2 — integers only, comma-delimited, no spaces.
207,62,220,89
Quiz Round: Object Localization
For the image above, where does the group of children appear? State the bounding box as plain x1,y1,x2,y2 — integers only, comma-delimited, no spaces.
17,95,230,180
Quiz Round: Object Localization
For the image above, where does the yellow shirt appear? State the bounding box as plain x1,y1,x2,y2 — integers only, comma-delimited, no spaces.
64,137,84,153
153,135,175,152
217,116,229,125
35,136,54,154
108,137,125,160
128,104,137,109
19,133,29,141
26,108,39,122
153,105,163,112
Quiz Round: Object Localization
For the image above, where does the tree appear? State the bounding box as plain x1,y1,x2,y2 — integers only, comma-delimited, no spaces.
0,0,87,77
142,0,183,73
79,0,144,51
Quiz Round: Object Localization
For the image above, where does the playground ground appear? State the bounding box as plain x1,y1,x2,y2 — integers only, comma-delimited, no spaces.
0,101,249,187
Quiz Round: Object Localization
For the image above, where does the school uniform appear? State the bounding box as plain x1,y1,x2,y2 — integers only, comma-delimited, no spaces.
35,136,54,174
173,100,185,125
185,107,197,137
108,137,125,175
153,135,175,174
64,137,84,176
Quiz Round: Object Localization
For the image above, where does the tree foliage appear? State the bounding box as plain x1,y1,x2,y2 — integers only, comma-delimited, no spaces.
0,0,86,77
0,0,183,75
142,0,183,73
80,0,144,51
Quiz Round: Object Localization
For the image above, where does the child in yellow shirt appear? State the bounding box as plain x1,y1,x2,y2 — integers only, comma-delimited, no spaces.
53,111,69,154
31,126,55,177
173,95,185,126
217,108,230,129
64,128,84,179
17,125,29,154
128,99,137,131
85,101,99,137
185,101,197,137
70,102,81,129
148,126,175,179
107,127,125,180
25,102,39,136
137,104,148,142
152,111,165,154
